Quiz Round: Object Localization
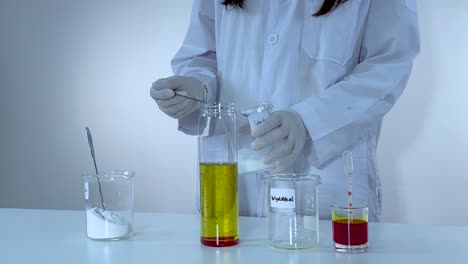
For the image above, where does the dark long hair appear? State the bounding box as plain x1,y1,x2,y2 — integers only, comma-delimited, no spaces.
222,0,348,16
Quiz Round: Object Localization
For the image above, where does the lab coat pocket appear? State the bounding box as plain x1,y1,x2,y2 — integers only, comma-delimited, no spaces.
301,0,363,66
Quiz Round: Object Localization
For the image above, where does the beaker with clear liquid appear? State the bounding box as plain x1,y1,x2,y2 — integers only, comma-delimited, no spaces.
198,102,239,247
264,174,321,249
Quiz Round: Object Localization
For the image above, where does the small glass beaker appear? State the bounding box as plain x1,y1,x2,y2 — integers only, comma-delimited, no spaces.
83,170,134,241
265,174,321,249
198,102,239,247
332,204,369,253
238,103,273,175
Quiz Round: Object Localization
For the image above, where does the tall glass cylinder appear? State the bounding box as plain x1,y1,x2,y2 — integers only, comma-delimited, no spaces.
198,102,238,247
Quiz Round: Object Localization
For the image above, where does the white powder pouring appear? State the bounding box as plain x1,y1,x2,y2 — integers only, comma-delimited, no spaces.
238,147,270,175
86,207,130,239
238,104,275,175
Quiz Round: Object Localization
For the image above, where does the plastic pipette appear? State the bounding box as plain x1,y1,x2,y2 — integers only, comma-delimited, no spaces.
343,151,353,208
343,150,354,248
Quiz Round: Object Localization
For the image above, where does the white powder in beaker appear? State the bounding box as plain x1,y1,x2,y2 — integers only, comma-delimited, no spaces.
86,207,130,239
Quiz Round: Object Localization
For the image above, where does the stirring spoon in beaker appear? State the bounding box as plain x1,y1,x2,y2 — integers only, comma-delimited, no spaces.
86,127,106,210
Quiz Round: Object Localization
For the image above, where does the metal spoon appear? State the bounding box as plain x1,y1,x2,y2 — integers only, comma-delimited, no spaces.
86,127,106,210
174,92,207,104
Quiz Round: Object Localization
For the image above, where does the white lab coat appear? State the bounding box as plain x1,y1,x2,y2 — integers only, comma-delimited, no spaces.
171,0,420,221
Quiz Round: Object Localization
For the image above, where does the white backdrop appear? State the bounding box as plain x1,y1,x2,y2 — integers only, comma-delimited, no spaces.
1,0,467,226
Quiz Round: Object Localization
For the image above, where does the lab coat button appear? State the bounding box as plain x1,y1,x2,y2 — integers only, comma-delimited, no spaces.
267,33,279,45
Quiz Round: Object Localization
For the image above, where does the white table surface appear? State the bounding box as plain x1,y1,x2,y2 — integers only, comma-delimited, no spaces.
1,208,467,264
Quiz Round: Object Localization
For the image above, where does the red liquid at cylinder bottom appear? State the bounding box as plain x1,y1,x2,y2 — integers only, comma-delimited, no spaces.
201,237,239,247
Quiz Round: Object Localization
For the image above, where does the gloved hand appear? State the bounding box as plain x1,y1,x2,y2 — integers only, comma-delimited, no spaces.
251,109,307,173
150,76,207,119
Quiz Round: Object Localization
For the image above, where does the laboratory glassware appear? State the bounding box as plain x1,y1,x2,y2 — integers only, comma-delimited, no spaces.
265,174,321,249
238,103,274,175
198,102,239,247
332,204,369,253
83,170,134,241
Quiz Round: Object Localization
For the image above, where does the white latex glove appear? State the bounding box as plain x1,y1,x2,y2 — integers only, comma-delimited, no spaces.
150,76,207,119
251,109,307,173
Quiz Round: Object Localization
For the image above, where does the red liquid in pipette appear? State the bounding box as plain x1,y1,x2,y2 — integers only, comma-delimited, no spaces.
343,151,353,208
348,192,352,207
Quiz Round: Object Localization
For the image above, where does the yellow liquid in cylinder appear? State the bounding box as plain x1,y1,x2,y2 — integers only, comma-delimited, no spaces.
200,162,239,247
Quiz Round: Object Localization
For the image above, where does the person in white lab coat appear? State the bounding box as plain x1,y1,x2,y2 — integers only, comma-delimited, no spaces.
150,0,420,221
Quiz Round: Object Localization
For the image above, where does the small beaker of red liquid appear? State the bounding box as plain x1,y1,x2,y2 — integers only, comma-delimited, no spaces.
331,205,368,253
